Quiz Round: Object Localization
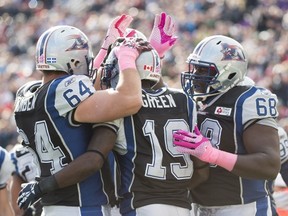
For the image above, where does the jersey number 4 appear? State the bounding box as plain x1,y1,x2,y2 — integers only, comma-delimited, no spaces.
19,120,66,175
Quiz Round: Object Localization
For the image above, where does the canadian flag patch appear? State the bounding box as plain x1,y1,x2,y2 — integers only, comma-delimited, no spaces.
214,106,232,116
144,65,153,71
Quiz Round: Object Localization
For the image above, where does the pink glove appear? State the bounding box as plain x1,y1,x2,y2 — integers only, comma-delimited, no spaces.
173,126,206,149
102,14,133,50
93,14,133,69
148,12,178,58
173,126,237,171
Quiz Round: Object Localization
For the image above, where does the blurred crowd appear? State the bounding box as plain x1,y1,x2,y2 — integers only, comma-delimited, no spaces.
1,0,288,149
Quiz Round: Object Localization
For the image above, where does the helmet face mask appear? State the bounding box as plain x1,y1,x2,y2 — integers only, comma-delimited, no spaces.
182,60,220,101
181,35,248,101
36,25,95,78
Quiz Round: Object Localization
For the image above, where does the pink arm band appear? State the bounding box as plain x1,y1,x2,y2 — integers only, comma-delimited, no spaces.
116,49,138,71
214,149,238,171
93,48,107,69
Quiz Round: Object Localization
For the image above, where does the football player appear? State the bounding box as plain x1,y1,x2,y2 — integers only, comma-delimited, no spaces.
269,126,288,216
239,77,288,216
10,144,42,216
99,42,208,216
14,24,146,216
93,13,208,215
173,35,280,215
0,146,15,216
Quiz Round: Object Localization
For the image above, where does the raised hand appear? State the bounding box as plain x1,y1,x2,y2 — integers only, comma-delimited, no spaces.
148,12,178,58
94,14,133,69
102,14,133,50
17,182,43,209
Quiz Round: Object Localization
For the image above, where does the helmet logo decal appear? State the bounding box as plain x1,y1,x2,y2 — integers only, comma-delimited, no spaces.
221,43,245,61
65,34,88,51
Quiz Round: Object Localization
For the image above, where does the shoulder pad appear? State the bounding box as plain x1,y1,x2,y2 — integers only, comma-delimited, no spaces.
16,80,42,97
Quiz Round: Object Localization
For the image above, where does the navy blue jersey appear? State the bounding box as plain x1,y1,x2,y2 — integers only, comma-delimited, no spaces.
269,126,288,215
192,85,278,206
279,126,288,168
14,76,111,207
112,87,197,214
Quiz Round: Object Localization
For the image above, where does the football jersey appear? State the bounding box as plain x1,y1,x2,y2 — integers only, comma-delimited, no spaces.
10,144,40,183
14,76,112,208
192,85,278,206
0,146,15,188
279,126,288,165
267,126,288,215
112,87,197,214
278,126,288,186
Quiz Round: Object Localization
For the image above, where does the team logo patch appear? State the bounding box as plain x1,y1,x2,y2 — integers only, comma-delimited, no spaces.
65,34,88,51
214,106,232,116
221,43,245,61
46,57,56,63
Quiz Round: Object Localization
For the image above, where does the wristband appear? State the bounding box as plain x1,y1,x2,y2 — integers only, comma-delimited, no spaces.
38,175,59,194
116,48,138,71
93,48,108,69
214,149,238,171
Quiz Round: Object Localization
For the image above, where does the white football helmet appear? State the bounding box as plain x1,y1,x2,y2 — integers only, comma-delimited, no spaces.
101,46,161,89
181,35,248,100
36,25,94,77
125,28,147,40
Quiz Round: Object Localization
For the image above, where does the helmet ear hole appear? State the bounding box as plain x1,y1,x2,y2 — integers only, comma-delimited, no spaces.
67,63,73,75
228,72,236,80
71,59,80,67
